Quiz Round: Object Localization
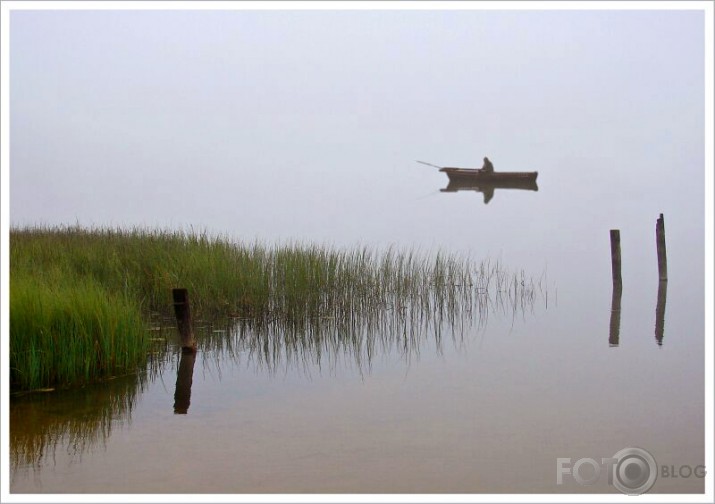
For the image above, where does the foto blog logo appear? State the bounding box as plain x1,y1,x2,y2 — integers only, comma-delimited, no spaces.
557,447,659,495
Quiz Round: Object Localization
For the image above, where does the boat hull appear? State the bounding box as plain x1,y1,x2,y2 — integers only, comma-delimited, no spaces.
439,167,538,186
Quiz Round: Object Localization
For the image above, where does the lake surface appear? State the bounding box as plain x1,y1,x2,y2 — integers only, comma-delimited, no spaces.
8,8,707,495
9,160,706,494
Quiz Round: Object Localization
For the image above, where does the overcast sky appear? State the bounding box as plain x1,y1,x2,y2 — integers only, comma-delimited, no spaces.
8,7,706,252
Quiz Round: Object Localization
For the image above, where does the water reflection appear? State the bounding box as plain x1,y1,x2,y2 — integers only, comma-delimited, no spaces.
609,285,622,347
198,268,548,376
11,270,548,465
655,280,668,346
9,373,148,475
608,281,669,348
173,349,197,414
440,175,539,204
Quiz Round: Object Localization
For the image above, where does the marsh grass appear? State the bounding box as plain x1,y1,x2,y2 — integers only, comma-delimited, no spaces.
11,225,545,390
10,274,148,391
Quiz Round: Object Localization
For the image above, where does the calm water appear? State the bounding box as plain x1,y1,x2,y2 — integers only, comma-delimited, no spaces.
8,9,706,495
9,161,706,493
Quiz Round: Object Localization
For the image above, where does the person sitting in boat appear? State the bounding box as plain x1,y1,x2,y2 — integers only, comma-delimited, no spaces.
481,157,494,173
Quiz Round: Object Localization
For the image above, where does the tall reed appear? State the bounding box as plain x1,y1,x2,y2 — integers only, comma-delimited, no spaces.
10,273,148,391
10,225,544,390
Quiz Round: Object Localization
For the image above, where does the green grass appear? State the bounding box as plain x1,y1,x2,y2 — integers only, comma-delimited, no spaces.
10,274,148,391
10,225,542,391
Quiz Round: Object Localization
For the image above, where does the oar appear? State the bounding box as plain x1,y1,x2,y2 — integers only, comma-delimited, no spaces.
416,160,444,169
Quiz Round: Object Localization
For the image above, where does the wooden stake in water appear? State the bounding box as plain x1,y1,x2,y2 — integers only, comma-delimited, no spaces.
610,229,622,288
656,213,668,281
172,288,196,352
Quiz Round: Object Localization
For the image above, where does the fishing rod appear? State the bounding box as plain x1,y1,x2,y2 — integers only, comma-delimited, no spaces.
416,160,444,169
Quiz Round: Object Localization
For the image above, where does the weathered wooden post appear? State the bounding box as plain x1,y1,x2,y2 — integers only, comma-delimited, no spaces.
610,230,622,288
656,213,668,281
172,288,196,352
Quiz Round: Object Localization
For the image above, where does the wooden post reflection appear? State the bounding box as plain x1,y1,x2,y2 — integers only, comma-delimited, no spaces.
655,280,667,346
173,348,196,414
609,284,622,347
609,229,623,347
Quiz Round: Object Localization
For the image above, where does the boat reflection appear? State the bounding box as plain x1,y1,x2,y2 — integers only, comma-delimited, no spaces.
441,176,539,204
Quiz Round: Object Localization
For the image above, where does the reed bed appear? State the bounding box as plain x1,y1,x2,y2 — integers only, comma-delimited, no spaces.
10,225,543,390
10,274,148,391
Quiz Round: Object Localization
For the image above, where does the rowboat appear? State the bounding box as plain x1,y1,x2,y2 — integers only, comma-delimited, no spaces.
416,160,539,203
439,167,538,186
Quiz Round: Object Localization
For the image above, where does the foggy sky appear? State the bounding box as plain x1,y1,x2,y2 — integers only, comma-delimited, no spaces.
9,8,705,252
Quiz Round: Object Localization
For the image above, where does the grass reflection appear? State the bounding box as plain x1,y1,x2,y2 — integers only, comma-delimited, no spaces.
196,263,548,376
9,373,149,476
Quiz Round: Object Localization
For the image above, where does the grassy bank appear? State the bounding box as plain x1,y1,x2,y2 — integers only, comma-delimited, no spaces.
10,225,540,390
